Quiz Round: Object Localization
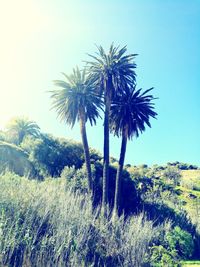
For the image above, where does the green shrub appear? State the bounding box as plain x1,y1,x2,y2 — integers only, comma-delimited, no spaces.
150,245,180,267
149,226,194,266
166,226,194,259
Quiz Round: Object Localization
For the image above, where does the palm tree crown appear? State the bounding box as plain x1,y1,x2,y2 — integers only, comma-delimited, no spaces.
6,117,40,144
111,85,157,216
110,86,157,139
87,44,137,96
50,67,103,127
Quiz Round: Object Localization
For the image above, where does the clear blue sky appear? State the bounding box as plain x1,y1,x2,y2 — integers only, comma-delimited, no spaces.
0,0,199,166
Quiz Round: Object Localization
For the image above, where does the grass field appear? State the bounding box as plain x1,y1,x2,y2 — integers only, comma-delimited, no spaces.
180,170,200,192
181,170,200,180
178,170,200,231
182,261,200,266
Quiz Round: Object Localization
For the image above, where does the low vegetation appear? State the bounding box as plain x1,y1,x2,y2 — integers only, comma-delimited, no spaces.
0,173,170,267
0,43,199,266
0,161,199,266
0,122,199,266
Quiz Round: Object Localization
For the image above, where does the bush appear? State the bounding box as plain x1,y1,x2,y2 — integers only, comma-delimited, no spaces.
21,134,85,177
167,162,199,170
61,162,140,215
149,226,194,266
161,167,181,186
165,226,194,259
150,245,180,267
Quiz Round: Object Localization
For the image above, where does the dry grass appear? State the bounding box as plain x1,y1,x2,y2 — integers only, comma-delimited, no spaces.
0,172,165,267
181,170,200,180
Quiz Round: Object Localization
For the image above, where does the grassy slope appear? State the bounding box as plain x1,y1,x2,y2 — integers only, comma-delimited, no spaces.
182,261,200,266
181,170,200,179
179,170,200,200
178,170,200,231
181,170,200,189
0,141,36,177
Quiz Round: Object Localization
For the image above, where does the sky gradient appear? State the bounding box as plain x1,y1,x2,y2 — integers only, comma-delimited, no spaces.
0,0,199,166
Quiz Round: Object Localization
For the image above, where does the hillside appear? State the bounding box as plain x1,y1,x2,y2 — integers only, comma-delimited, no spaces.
0,141,37,177
0,133,200,266
181,170,200,190
179,170,200,233
0,170,199,267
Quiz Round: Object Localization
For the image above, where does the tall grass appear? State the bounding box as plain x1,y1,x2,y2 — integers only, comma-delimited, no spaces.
0,173,168,267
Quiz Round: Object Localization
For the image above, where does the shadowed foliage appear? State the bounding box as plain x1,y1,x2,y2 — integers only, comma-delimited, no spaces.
21,134,85,177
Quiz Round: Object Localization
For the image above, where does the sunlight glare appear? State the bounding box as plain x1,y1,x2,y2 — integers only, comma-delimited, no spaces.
0,0,52,130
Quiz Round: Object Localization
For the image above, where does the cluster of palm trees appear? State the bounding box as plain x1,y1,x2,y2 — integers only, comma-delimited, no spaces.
50,44,157,216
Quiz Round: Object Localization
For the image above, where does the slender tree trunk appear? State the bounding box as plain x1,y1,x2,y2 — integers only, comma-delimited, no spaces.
113,130,127,217
79,109,92,193
102,90,111,217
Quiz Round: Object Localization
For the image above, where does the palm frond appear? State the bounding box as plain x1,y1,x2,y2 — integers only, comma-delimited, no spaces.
86,44,138,96
110,86,157,139
50,67,103,128
6,117,40,144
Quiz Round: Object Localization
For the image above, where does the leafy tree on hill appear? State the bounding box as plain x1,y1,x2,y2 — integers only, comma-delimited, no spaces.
110,85,157,215
50,67,103,193
87,44,137,216
21,134,85,177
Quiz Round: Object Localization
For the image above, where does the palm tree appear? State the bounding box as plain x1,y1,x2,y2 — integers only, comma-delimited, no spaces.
6,117,40,145
87,44,137,215
110,85,157,216
49,67,103,193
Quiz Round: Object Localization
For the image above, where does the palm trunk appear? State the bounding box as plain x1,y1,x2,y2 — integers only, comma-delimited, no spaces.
102,91,111,217
79,109,92,193
113,130,127,216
